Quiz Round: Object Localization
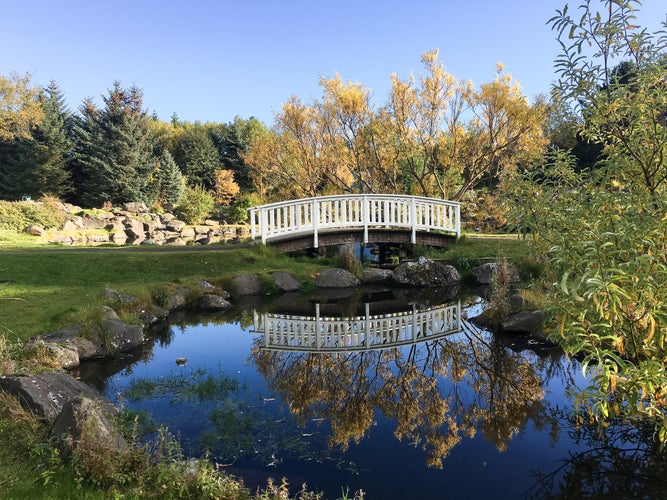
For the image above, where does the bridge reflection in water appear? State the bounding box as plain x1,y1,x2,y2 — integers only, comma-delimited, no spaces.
252,301,462,352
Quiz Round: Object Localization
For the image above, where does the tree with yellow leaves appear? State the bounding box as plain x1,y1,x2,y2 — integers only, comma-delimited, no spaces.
0,72,43,141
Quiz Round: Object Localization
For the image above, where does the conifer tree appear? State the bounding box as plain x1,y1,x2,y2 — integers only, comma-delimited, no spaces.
0,81,72,200
70,82,157,207
170,124,221,189
155,149,185,205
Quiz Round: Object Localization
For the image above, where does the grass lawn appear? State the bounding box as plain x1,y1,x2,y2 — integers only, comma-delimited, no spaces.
0,242,327,342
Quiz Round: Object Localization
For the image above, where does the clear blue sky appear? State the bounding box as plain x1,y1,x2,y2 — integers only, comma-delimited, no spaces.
2,0,665,125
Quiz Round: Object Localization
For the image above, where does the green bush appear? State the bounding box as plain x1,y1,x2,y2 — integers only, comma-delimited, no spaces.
0,200,66,231
174,185,214,225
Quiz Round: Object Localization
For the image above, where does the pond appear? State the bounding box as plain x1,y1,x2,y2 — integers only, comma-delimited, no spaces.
75,287,667,499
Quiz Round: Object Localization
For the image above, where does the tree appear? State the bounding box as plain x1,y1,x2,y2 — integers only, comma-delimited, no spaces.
213,169,239,206
208,117,266,192
0,72,43,141
0,81,72,200
244,51,547,203
170,123,222,189
508,0,667,444
70,83,157,206
154,149,184,205
29,81,73,197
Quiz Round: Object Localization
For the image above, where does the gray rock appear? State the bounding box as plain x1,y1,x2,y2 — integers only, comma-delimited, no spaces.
101,287,136,305
0,372,104,423
501,310,547,334
123,201,149,213
24,224,45,236
105,220,126,232
180,227,196,239
392,257,461,287
197,279,216,292
314,268,360,288
137,305,169,327
361,268,393,284
161,287,191,311
34,307,144,362
80,215,108,229
271,272,301,292
124,218,145,238
231,274,263,295
470,262,522,285
167,220,186,231
100,318,144,352
51,395,126,456
194,294,233,311
61,220,80,231
41,342,80,368
143,220,158,233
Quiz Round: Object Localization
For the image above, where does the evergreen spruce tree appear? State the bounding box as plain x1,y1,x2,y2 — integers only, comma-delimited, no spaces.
156,149,185,205
170,124,222,189
30,81,72,197
70,83,157,207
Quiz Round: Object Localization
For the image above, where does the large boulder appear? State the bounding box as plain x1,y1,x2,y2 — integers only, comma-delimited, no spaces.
51,395,126,457
271,272,301,292
194,294,233,312
361,268,393,284
501,310,548,334
80,215,108,229
0,372,105,423
123,201,149,213
231,274,263,295
314,268,360,288
23,224,45,236
392,257,461,287
34,306,144,364
470,262,522,285
124,218,145,238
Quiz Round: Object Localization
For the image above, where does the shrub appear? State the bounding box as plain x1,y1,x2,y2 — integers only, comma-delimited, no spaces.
0,200,67,231
174,185,214,225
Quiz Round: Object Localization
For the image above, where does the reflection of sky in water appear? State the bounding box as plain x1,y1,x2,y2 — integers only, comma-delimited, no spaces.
102,306,593,499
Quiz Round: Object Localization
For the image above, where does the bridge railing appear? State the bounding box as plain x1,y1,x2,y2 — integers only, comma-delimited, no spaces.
248,194,461,247
252,302,462,352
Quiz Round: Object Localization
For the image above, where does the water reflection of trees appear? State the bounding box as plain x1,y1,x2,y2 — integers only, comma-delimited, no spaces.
252,321,559,468
529,415,667,498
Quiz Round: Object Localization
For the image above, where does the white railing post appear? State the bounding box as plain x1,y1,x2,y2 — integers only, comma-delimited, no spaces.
260,208,268,245
410,198,417,244
312,198,319,248
455,203,461,239
363,195,369,244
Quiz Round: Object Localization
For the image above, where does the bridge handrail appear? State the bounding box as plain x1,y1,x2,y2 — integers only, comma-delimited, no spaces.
248,194,461,247
252,302,462,352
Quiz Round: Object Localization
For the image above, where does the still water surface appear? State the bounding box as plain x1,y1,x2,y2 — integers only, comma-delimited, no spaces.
76,288,664,499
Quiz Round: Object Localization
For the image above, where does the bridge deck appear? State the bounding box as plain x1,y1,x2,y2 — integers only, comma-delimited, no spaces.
249,194,461,250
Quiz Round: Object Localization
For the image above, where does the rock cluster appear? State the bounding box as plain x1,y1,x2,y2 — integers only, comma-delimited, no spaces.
25,202,250,246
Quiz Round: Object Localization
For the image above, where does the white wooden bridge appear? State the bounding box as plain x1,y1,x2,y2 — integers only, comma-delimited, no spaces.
248,194,461,250
252,302,462,352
